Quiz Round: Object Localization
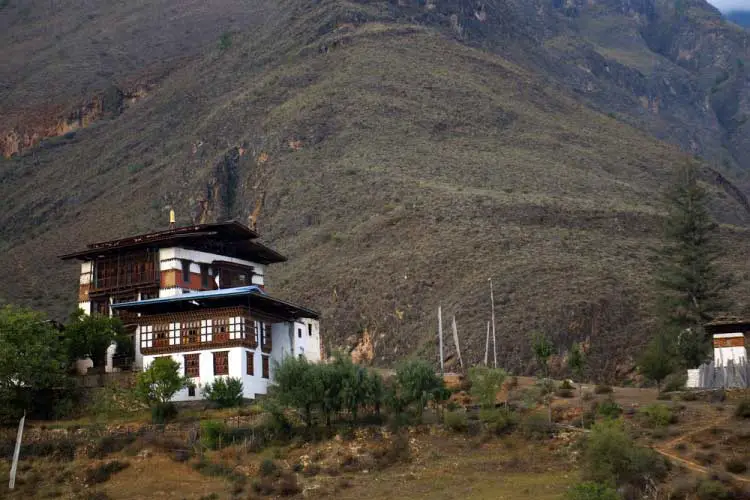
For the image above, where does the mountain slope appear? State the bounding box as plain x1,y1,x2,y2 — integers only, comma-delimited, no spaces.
1,0,749,377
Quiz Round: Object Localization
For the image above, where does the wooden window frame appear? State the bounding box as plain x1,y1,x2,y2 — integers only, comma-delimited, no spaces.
184,353,200,378
213,351,229,376
200,264,210,289
181,259,191,283
261,355,270,379
182,321,200,346
308,323,313,336
246,351,254,376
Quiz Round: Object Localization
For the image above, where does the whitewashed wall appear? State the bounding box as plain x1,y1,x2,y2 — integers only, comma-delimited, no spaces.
142,347,273,402
713,333,747,367
158,247,266,287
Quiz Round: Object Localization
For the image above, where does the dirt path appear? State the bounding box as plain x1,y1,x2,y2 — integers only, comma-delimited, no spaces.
652,415,750,484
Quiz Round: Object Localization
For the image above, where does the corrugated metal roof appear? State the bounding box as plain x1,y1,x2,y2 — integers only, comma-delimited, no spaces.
111,286,266,308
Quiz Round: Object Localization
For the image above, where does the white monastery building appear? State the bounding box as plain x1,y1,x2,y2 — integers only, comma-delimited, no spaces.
60,220,321,401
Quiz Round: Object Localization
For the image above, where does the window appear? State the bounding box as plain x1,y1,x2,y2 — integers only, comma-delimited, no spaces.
154,324,169,347
181,259,191,283
214,318,229,342
200,264,210,289
188,386,196,397
184,353,199,378
246,351,254,376
308,323,313,336
297,327,302,339
213,351,229,376
182,321,199,345
261,355,270,379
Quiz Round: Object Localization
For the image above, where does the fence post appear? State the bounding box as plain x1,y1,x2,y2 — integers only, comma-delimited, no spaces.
8,412,25,490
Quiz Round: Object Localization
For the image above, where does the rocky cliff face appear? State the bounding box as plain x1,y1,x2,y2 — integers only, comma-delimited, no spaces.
378,0,750,184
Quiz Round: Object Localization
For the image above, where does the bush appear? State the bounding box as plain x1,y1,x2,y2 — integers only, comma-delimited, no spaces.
565,481,620,500
260,459,278,477
83,460,129,485
151,402,177,424
479,408,518,435
696,479,731,500
201,420,229,450
87,434,136,459
443,410,468,432
560,379,575,390
468,366,506,409
203,377,244,408
135,357,191,422
663,372,687,393
725,457,748,474
581,419,667,491
639,404,676,427
596,399,622,419
520,412,554,440
681,391,698,401
594,385,613,395
736,400,750,419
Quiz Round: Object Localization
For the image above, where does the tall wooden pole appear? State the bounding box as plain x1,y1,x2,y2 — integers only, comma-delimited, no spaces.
451,315,463,370
8,412,25,490
438,305,444,376
484,321,490,366
489,278,497,368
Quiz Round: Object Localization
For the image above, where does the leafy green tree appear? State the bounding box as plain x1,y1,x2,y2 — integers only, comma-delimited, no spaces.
271,356,323,427
638,333,675,394
582,419,667,491
468,366,507,409
657,162,732,367
564,482,619,500
203,377,244,408
135,357,192,422
0,305,73,422
64,309,128,367
532,332,555,423
392,359,444,417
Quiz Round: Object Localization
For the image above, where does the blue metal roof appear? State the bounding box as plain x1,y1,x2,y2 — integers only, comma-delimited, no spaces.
111,285,266,309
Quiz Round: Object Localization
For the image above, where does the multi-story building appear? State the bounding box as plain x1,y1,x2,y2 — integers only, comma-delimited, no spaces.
60,220,321,400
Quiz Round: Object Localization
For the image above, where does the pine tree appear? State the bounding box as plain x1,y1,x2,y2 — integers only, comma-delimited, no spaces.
657,162,732,367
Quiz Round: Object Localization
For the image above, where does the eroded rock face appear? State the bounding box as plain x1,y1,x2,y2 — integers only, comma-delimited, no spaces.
351,329,375,365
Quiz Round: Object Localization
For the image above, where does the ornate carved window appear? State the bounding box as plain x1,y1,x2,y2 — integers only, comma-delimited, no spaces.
214,318,229,343
261,355,270,379
184,353,199,378
182,321,200,346
213,351,229,376
153,324,169,348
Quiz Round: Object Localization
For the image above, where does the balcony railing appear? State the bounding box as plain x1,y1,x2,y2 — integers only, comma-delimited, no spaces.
93,271,159,292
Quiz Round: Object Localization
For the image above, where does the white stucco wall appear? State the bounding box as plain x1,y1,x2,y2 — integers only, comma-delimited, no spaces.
713,333,747,367
158,247,266,286
142,347,274,402
291,319,322,362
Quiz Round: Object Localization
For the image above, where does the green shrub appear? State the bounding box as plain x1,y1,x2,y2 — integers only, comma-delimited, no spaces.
725,457,748,474
479,408,518,435
696,479,731,500
681,391,698,401
83,460,129,485
468,366,506,409
87,434,136,459
200,420,229,450
151,402,177,424
736,399,750,419
259,459,278,477
596,399,622,419
662,372,687,393
581,419,667,490
564,481,620,500
521,412,554,440
202,377,243,408
594,385,613,395
560,379,575,390
638,404,676,427
444,410,468,432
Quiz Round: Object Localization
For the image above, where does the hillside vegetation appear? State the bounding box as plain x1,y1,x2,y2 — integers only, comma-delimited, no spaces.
1,0,750,374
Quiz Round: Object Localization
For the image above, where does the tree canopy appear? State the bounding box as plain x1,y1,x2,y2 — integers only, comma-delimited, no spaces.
0,305,72,422
64,309,128,366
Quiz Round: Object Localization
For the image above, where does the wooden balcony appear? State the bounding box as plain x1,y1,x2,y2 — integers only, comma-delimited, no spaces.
141,334,258,355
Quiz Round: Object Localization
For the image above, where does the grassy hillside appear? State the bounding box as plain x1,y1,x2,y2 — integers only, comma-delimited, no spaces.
1,0,750,375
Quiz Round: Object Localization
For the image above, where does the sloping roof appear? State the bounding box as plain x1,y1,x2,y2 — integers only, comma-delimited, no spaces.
59,220,286,264
110,286,319,319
